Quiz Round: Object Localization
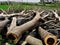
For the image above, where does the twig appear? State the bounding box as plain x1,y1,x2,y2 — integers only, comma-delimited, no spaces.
52,10,60,21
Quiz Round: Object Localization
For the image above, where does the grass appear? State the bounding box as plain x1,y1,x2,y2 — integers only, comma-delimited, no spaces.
0,2,60,11
0,5,9,10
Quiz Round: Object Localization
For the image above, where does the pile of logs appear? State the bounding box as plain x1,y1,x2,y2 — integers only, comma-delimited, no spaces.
0,9,60,45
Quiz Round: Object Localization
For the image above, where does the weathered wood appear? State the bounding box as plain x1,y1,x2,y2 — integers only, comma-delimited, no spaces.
0,19,10,32
38,27,57,45
0,10,28,17
7,17,17,34
52,10,60,21
6,11,44,43
56,39,60,45
21,41,27,45
21,35,43,45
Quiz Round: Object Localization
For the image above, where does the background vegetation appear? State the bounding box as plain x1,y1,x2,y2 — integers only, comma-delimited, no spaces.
0,1,60,11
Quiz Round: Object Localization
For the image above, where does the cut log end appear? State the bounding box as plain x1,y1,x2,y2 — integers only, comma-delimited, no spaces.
44,36,57,45
7,33,18,40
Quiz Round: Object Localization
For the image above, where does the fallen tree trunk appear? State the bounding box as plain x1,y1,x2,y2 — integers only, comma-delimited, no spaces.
21,35,43,45
38,27,57,45
6,11,44,43
0,19,10,33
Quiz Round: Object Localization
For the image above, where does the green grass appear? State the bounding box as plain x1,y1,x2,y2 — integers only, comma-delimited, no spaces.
0,5,9,10
0,2,60,11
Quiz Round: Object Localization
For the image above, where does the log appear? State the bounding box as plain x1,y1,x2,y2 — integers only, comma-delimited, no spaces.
0,10,28,18
6,11,44,43
7,17,17,34
0,19,10,32
21,35,43,45
38,27,57,45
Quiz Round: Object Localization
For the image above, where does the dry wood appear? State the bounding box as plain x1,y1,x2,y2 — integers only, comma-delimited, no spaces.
52,10,60,21
7,17,17,34
0,19,10,32
56,39,60,45
41,12,50,19
6,11,44,43
0,10,28,17
21,41,27,45
38,27,57,45
21,35,43,45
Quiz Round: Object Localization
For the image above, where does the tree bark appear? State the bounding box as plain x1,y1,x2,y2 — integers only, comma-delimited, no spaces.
21,35,43,45
38,27,57,45
7,17,17,34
